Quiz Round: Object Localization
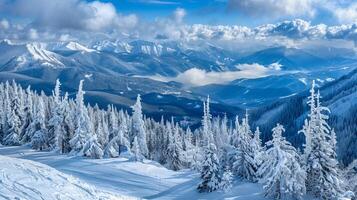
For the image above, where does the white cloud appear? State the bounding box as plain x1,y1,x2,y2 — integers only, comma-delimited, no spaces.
0,19,9,30
2,0,138,32
146,63,282,86
174,19,357,47
173,8,186,23
84,1,118,31
141,8,187,41
227,0,315,18
334,3,357,24
28,28,38,40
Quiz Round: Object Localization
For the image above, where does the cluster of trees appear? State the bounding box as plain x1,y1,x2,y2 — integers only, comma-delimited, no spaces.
0,80,355,199
195,81,355,199
0,80,195,167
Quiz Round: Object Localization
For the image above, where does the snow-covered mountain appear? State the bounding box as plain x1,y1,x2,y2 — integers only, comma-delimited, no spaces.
0,40,65,70
51,41,96,52
0,38,356,110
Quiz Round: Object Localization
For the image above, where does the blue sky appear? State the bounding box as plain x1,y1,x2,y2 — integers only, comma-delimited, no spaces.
110,0,234,25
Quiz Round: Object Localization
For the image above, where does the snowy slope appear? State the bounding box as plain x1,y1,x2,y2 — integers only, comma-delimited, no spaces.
0,154,135,200
0,145,266,200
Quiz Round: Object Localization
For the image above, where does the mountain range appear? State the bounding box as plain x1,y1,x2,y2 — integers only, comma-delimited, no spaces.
0,38,356,120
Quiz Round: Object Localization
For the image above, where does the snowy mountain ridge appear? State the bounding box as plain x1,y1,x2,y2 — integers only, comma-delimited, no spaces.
0,38,355,107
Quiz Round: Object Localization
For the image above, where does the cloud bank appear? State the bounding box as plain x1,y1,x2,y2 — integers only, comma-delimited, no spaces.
0,0,357,49
147,63,283,86
0,0,138,32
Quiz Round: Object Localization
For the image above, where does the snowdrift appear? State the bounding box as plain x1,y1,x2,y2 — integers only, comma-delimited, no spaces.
0,155,136,200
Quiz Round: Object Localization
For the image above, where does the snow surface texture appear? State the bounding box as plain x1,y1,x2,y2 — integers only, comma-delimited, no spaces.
0,145,265,200
0,154,135,200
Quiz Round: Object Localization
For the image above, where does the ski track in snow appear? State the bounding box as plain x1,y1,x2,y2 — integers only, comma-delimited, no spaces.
0,145,266,200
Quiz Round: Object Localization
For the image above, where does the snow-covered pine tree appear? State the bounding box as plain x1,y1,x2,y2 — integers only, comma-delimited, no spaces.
131,94,148,157
232,111,258,181
220,169,233,191
3,82,23,145
231,116,240,147
19,86,34,143
81,106,102,158
253,127,264,168
191,141,203,171
48,79,65,152
104,122,130,158
201,96,213,146
81,132,103,159
305,89,344,199
0,84,4,142
345,160,357,199
330,128,337,159
69,80,92,155
3,110,21,145
2,81,11,136
219,114,230,148
197,143,221,193
300,80,316,162
60,92,72,153
182,127,195,167
31,96,49,150
0,83,6,141
107,106,130,157
131,136,143,162
166,123,183,171
151,117,165,162
257,123,306,200
101,111,110,146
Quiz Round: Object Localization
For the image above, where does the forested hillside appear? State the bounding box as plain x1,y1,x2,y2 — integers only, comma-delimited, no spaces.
0,79,355,199
251,68,357,166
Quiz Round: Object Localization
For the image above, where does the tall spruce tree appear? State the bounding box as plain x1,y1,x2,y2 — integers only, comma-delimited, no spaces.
48,79,65,152
69,80,92,155
31,96,48,150
232,111,258,181
304,82,344,199
131,94,148,157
